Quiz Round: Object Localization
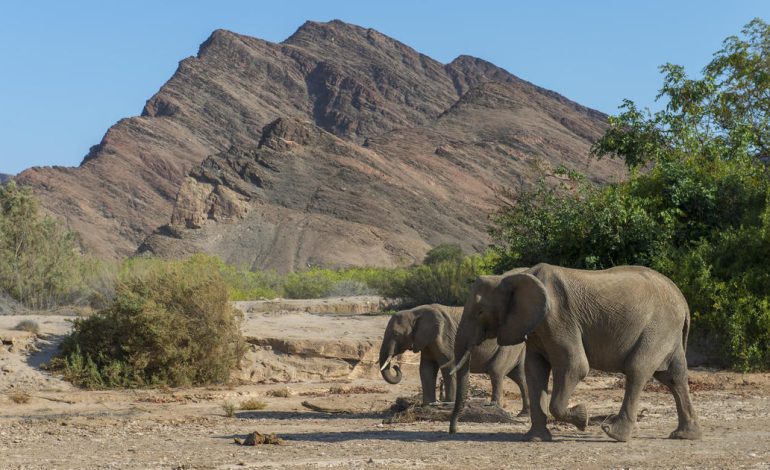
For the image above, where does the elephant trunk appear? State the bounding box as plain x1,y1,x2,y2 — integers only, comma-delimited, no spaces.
449,332,474,434
379,339,402,385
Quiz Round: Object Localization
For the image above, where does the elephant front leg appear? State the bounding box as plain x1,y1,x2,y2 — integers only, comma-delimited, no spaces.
524,351,552,442
508,364,530,417
549,360,589,432
490,373,505,407
419,357,439,404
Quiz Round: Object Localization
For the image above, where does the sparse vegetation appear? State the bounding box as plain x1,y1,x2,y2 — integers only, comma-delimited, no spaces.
222,401,236,417
266,387,291,398
239,398,267,410
7,390,31,404
50,255,245,388
14,319,40,335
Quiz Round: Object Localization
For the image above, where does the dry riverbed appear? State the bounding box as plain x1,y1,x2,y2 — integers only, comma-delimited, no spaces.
1,302,769,469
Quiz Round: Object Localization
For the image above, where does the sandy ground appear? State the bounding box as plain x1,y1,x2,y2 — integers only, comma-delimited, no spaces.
1,307,769,469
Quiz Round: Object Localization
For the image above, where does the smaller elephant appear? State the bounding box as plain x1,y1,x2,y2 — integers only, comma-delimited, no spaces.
379,303,529,414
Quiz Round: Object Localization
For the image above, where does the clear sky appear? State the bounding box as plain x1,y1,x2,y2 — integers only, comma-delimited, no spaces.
1,1,768,175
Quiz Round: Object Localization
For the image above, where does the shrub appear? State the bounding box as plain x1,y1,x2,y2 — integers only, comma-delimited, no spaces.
8,390,31,404
423,244,464,265
14,320,40,335
222,401,236,417
51,255,245,388
0,182,91,308
385,255,494,307
283,269,337,299
240,398,267,410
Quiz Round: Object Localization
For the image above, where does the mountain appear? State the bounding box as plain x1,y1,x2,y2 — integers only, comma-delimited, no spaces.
17,20,624,268
0,174,12,184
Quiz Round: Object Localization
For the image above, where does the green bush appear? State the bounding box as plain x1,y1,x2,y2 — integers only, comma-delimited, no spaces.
0,181,93,308
52,255,245,388
385,254,495,307
423,244,464,265
491,19,770,370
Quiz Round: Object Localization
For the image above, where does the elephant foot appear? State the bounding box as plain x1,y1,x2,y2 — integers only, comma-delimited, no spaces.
524,427,552,442
601,414,636,442
449,420,459,434
669,423,702,440
568,404,588,431
516,407,530,418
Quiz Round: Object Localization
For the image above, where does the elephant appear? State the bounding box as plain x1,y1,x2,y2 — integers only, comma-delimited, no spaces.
379,303,529,414
449,263,702,442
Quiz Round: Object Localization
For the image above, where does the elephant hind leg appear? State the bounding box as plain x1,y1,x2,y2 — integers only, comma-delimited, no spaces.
602,339,667,442
507,364,530,417
653,348,702,440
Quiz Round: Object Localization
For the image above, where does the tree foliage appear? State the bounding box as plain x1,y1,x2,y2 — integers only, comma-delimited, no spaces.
492,19,770,370
0,181,90,308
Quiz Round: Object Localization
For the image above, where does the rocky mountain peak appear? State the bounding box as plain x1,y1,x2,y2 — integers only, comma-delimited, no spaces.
17,20,624,266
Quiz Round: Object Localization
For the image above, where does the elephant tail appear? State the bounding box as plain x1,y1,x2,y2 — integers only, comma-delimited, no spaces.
682,309,690,354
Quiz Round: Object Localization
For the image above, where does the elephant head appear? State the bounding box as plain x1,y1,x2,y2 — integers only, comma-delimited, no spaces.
452,268,545,363
379,306,446,385
450,268,544,433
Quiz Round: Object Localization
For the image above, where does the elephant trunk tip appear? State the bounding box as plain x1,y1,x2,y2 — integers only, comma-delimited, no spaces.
380,364,402,384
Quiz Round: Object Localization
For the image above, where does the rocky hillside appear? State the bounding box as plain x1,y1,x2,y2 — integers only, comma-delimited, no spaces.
17,20,624,267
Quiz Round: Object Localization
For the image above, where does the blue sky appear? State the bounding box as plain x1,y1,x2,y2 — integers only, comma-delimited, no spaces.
1,1,768,175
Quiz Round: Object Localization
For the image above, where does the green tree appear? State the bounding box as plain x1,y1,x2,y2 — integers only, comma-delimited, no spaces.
0,181,86,308
491,18,770,370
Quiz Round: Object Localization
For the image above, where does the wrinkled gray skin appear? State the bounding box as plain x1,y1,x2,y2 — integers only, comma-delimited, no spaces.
379,304,529,414
449,263,702,442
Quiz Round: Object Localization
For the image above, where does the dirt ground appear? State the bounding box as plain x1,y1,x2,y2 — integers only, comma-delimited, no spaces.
1,307,769,469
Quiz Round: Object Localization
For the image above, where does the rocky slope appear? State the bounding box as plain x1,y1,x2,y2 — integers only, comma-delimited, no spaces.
16,20,624,266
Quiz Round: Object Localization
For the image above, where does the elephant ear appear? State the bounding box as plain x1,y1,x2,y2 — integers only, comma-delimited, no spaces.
412,307,443,352
498,273,548,345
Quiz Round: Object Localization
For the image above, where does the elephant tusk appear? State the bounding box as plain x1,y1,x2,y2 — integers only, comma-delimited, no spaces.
449,350,471,376
380,356,393,371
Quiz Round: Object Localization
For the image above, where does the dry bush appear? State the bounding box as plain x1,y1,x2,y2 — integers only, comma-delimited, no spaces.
8,390,31,404
13,319,40,335
222,401,236,417
240,398,267,410
266,387,291,398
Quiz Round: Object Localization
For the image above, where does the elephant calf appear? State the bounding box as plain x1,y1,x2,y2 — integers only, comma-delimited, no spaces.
379,303,529,415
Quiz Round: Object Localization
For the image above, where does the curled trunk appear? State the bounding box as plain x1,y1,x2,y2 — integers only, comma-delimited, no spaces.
379,339,402,384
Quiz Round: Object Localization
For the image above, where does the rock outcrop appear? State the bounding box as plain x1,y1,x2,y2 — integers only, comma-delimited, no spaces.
17,20,624,264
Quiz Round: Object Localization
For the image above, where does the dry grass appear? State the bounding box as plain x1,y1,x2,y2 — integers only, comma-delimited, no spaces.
14,319,40,335
239,398,267,411
8,390,31,404
222,401,236,417
328,385,386,395
266,387,291,398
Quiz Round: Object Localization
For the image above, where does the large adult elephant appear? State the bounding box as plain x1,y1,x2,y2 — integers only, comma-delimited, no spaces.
449,263,702,442
379,303,529,414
